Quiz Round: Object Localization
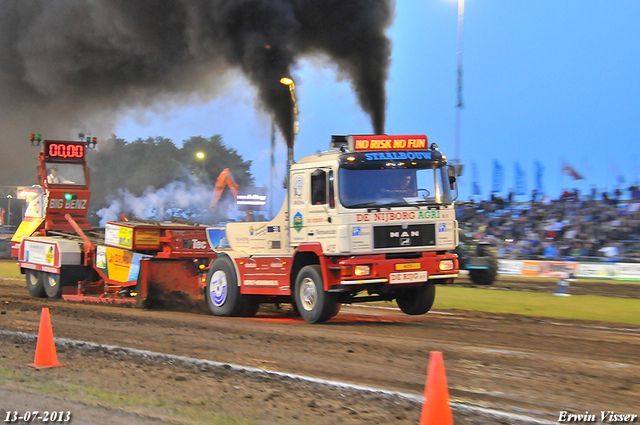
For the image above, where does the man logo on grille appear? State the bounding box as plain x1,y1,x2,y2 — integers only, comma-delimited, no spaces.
390,231,419,238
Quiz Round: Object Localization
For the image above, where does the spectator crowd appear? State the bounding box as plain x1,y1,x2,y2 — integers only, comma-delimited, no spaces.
457,185,640,262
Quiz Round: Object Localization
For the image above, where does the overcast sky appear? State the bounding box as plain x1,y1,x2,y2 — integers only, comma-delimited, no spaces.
114,1,640,206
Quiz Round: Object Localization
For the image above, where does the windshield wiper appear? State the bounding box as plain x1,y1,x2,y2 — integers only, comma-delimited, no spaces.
377,201,413,208
413,200,445,208
346,202,391,212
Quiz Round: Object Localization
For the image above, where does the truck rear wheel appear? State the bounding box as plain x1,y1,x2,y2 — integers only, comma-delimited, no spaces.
44,273,63,298
26,270,46,298
396,282,436,315
294,265,336,324
206,257,260,317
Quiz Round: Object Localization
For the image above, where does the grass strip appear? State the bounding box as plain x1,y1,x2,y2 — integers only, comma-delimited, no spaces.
0,261,20,278
433,286,640,325
0,366,255,425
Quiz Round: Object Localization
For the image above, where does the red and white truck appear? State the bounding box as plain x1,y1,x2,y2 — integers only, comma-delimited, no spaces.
13,133,459,323
205,134,459,323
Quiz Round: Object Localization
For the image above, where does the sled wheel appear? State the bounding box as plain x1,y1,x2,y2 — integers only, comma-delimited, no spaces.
26,270,46,298
44,272,63,298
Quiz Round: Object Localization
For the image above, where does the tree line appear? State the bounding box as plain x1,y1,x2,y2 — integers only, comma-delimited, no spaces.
86,135,254,224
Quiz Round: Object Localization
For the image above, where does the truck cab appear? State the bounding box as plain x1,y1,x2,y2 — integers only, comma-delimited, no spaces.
288,135,458,255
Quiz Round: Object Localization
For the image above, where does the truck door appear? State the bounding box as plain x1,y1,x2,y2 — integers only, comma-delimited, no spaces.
289,168,337,250
307,168,338,252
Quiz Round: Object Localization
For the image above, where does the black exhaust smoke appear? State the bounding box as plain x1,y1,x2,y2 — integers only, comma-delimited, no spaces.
0,0,394,183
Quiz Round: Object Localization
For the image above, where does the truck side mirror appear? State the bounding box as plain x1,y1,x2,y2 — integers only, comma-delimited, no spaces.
447,165,459,201
447,166,457,190
453,163,464,177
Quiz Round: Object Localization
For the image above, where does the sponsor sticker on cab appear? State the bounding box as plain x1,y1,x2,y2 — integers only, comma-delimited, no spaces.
390,271,428,284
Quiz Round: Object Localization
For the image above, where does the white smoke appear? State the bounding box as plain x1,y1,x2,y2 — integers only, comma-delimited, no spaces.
96,180,244,226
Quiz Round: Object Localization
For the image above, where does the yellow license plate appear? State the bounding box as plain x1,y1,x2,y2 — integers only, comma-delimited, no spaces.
395,262,421,271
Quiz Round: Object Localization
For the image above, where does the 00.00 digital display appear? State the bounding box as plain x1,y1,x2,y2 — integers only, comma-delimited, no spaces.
46,142,84,159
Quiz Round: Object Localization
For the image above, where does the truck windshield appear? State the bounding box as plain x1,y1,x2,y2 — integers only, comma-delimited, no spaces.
45,162,86,186
339,167,454,208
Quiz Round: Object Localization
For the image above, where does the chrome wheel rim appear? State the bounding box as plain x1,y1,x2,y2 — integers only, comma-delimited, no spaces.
210,270,228,307
300,277,317,312
26,271,38,287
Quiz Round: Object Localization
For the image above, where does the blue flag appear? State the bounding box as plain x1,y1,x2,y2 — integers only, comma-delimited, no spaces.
492,160,504,194
472,162,481,196
535,160,544,195
515,162,526,196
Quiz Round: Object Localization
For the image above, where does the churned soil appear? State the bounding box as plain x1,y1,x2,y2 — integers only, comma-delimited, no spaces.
1,274,639,424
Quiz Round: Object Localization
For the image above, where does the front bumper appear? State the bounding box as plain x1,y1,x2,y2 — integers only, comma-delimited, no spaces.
326,251,459,292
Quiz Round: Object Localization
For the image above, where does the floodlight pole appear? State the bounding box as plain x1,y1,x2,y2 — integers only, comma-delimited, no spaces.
270,120,275,219
453,0,465,169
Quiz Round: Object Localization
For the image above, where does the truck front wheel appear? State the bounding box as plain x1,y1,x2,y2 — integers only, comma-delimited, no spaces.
206,257,260,317
294,265,336,324
26,270,46,298
396,282,436,316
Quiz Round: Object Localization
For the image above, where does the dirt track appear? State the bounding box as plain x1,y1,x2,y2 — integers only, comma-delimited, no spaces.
1,275,639,424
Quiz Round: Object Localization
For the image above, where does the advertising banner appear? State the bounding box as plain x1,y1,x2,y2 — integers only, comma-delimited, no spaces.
521,260,542,277
613,263,640,281
498,260,523,276
575,263,615,279
520,260,576,278
496,259,640,282
24,240,56,266
96,245,150,284
540,261,577,278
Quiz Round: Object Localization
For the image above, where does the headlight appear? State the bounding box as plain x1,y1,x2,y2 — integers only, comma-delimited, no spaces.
354,265,371,276
439,260,454,271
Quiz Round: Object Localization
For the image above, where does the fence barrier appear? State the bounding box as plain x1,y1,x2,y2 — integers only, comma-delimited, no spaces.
498,259,640,281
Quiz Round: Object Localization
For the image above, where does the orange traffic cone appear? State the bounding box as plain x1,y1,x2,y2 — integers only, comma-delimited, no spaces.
28,308,65,368
419,351,453,425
